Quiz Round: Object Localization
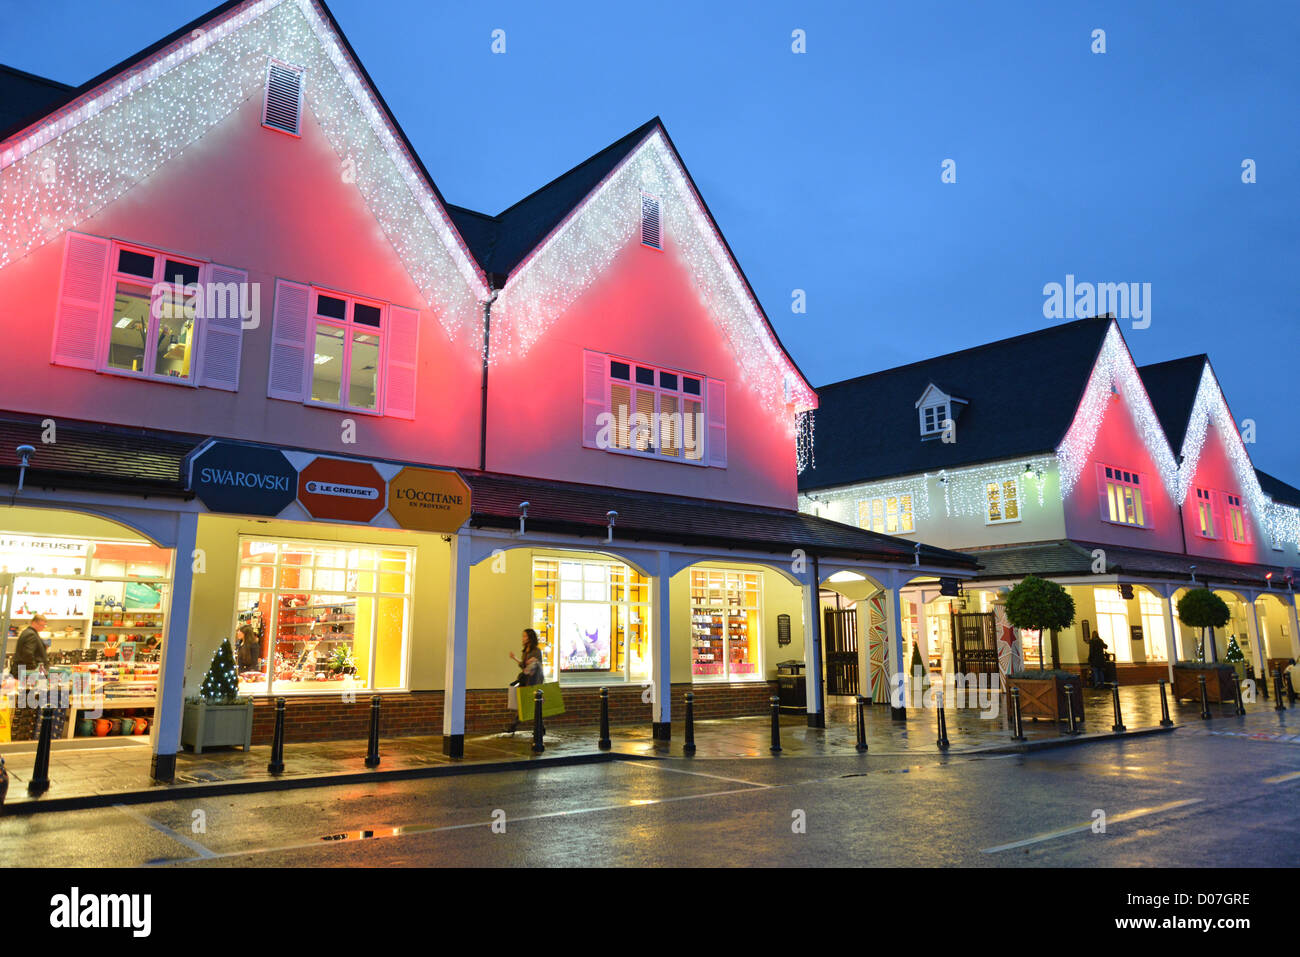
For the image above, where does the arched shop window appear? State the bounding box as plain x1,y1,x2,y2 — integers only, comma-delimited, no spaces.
234,538,412,695
532,557,650,682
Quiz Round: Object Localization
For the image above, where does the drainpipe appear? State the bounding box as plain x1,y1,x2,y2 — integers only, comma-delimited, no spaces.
478,285,499,473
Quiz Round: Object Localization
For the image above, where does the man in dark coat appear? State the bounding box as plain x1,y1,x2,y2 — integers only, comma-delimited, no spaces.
1087,634,1108,688
10,614,49,678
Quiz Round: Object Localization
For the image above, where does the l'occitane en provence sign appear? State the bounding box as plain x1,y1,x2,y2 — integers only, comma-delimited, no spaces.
387,467,471,532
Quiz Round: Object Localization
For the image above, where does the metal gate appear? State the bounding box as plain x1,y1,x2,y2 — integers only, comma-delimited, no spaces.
823,608,859,696
951,611,998,675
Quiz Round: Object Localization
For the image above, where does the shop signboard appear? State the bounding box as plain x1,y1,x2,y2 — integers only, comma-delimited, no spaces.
188,441,298,516
298,457,387,523
387,467,471,532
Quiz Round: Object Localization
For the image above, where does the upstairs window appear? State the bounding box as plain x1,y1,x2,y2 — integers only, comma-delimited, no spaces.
309,290,383,413
858,495,914,534
1225,494,1248,544
986,479,1021,524
106,244,202,383
1100,465,1148,528
1195,488,1217,538
607,359,702,460
920,402,949,437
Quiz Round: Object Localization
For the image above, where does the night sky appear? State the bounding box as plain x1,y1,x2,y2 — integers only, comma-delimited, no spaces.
3,0,1296,477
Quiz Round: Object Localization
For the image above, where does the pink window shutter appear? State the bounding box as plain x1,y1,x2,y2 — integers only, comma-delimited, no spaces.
196,263,248,391
267,279,311,401
582,350,607,448
383,305,419,420
706,377,727,468
52,232,111,370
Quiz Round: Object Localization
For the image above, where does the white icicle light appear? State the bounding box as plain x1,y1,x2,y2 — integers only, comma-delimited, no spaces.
1055,322,1179,502
0,0,487,345
492,129,817,418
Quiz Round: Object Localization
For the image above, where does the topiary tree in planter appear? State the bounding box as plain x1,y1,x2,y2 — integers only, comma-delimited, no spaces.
1177,588,1230,664
182,638,254,754
1005,575,1076,671
199,638,242,702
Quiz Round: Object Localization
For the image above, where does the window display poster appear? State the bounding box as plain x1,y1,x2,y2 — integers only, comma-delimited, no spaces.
124,582,162,610
559,603,610,671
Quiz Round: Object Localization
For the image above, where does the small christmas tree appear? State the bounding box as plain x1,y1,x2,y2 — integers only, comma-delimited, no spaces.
198,639,242,703
1225,635,1245,663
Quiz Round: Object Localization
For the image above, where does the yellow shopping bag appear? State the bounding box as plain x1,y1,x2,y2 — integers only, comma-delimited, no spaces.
516,681,565,721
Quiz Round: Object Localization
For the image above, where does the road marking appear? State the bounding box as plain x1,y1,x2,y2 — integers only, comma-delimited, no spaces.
1263,770,1300,784
114,804,216,859
980,798,1203,854
627,761,773,788
152,784,766,865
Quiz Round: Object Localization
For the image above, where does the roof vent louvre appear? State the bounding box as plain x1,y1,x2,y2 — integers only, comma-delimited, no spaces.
262,61,303,136
640,191,662,250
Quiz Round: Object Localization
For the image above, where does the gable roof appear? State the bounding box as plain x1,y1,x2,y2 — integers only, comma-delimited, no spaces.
0,0,489,340
0,64,73,134
1256,469,1300,509
1136,354,1208,453
799,317,1113,490
446,118,660,279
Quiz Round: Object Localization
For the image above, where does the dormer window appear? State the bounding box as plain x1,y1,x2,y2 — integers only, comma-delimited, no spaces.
914,383,965,439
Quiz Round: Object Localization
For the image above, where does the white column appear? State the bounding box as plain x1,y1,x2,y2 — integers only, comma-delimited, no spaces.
441,529,471,756
650,550,672,739
1161,589,1179,685
1244,595,1267,683
884,576,907,715
1286,596,1300,658
802,572,824,727
150,511,199,782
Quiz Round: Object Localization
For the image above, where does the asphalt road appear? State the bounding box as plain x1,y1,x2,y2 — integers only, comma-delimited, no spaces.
2,723,1298,868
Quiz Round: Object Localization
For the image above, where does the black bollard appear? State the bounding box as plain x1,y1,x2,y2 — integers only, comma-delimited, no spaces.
1158,679,1174,727
683,692,696,756
1232,673,1246,716
1274,671,1287,712
769,696,782,753
1010,687,1026,741
936,691,950,750
532,688,545,753
597,687,611,750
364,695,381,768
1290,673,1298,706
1110,682,1127,732
1064,684,1080,734
267,697,287,774
855,695,868,752
1198,674,1211,720
27,706,54,796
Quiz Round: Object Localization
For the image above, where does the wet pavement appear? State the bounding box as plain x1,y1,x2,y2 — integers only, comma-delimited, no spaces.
0,683,1285,810
3,705,1298,867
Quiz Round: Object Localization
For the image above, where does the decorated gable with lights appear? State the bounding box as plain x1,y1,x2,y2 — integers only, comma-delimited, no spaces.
0,0,487,344
490,127,816,426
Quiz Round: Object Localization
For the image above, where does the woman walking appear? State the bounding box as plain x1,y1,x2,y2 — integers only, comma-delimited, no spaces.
506,628,544,735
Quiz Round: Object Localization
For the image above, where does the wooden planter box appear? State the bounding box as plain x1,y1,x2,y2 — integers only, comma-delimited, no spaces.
1172,666,1235,703
1009,675,1084,723
181,699,254,754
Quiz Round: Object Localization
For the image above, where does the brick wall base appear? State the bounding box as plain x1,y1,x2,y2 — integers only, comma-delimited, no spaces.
248,681,779,745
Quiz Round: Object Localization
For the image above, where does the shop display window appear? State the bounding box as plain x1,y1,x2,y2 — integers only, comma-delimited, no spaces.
234,537,411,695
531,557,649,682
689,568,762,680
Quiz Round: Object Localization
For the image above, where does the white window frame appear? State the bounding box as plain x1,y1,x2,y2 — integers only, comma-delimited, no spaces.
531,556,651,684
1225,494,1247,544
1100,465,1149,528
857,495,915,535
100,239,206,387
603,355,707,465
985,478,1022,525
689,567,764,682
919,402,949,437
1195,487,1217,539
306,286,388,416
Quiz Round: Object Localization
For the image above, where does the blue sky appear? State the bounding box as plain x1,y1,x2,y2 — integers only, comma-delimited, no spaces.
3,0,1297,477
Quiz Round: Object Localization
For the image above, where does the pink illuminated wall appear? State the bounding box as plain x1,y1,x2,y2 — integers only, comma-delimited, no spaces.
0,95,483,468
1061,388,1184,553
1181,419,1272,565
485,235,800,509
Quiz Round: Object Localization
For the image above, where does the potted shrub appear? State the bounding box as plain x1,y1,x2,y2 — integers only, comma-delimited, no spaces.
1007,668,1085,721
1177,588,1230,664
181,639,254,753
1004,577,1080,722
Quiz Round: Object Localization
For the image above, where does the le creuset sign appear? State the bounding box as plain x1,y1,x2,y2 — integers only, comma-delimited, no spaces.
297,457,387,523
188,441,298,516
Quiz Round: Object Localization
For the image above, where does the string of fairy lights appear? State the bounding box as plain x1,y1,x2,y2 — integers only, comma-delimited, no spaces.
0,0,487,345
492,129,818,420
